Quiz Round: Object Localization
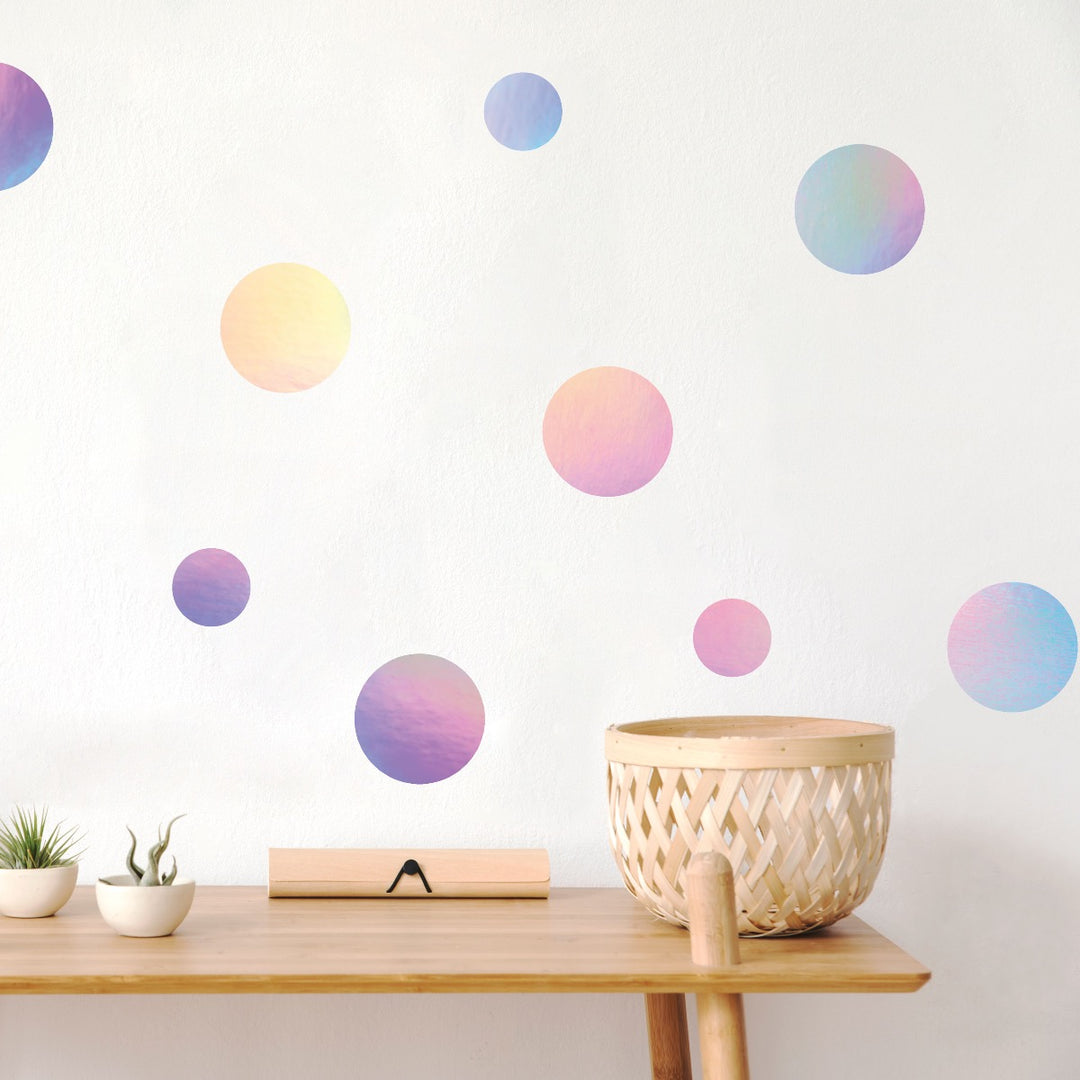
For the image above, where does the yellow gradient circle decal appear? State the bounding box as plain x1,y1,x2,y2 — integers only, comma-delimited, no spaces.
220,263,350,392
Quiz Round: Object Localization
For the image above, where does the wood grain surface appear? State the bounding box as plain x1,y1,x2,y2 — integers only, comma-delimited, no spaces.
0,887,930,995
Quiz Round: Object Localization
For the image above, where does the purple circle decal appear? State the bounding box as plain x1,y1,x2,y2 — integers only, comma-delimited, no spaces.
0,64,53,190
694,599,771,676
948,582,1077,711
172,549,251,627
354,654,485,784
795,144,924,274
484,72,562,151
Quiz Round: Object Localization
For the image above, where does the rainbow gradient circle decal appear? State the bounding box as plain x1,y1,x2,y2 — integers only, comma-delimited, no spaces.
543,367,673,496
694,599,771,676
0,64,53,190
220,263,350,392
948,582,1077,711
795,144,924,274
354,654,485,784
484,72,562,151
172,548,251,627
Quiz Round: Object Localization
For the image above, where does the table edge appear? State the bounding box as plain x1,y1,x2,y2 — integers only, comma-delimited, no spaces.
0,970,931,996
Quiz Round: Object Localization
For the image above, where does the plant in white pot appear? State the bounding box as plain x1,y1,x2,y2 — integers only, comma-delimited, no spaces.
96,815,195,937
0,806,85,918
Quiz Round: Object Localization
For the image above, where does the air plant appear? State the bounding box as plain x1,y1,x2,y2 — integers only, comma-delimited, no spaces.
124,815,185,887
0,806,85,869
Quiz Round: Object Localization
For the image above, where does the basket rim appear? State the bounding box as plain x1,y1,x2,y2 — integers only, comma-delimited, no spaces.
604,715,894,768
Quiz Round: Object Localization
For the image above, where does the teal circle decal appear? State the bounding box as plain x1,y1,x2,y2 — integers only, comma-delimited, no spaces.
795,144,924,274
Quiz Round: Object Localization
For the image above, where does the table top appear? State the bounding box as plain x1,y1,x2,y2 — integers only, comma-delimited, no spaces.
0,887,930,995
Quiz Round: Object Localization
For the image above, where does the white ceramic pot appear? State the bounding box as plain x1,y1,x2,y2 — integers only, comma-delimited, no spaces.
95,876,196,937
0,864,79,918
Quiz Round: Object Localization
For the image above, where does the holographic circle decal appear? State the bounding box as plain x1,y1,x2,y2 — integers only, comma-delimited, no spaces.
172,549,251,627
693,599,772,677
220,263,350,392
354,654,485,785
948,582,1077,711
0,64,53,190
484,72,562,151
795,144,924,274
543,366,673,497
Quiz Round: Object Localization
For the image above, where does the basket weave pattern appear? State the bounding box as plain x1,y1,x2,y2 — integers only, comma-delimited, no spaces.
607,758,891,937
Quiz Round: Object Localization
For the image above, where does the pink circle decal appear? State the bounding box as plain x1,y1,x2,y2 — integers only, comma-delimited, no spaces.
354,654,485,784
694,599,771,676
543,367,672,496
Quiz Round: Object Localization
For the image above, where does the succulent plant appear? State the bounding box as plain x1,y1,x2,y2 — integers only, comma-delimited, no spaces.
0,806,85,869
124,815,185,886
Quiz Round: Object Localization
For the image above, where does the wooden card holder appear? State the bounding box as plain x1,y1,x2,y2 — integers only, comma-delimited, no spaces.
267,848,550,899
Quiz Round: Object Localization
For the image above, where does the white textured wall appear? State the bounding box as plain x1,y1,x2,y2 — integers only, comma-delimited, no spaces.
2,2,1078,1076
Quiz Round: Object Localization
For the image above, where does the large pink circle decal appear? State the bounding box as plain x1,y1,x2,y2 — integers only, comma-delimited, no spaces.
354,654,485,784
543,367,673,496
694,599,771,676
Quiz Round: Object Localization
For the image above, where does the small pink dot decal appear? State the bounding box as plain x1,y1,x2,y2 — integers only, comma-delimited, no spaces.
694,599,771,676
542,367,672,496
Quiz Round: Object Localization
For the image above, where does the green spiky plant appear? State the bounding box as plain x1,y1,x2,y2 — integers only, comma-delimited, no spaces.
123,815,186,886
0,806,85,869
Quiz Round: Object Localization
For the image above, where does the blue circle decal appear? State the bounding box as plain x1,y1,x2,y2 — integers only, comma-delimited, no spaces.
484,73,562,151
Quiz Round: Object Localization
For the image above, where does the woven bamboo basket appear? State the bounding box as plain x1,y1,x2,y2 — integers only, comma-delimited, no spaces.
606,716,894,937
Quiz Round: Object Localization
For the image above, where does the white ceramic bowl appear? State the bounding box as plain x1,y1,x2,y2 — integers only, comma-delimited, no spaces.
0,864,79,918
95,875,196,937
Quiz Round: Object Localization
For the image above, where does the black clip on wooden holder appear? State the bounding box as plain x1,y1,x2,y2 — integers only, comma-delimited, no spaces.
386,858,433,894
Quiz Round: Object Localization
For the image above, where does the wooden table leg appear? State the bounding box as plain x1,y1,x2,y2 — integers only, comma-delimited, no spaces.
645,992,693,1080
695,991,749,1079
688,852,750,1080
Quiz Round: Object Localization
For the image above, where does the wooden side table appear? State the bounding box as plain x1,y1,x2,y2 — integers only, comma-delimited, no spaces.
0,875,929,1079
